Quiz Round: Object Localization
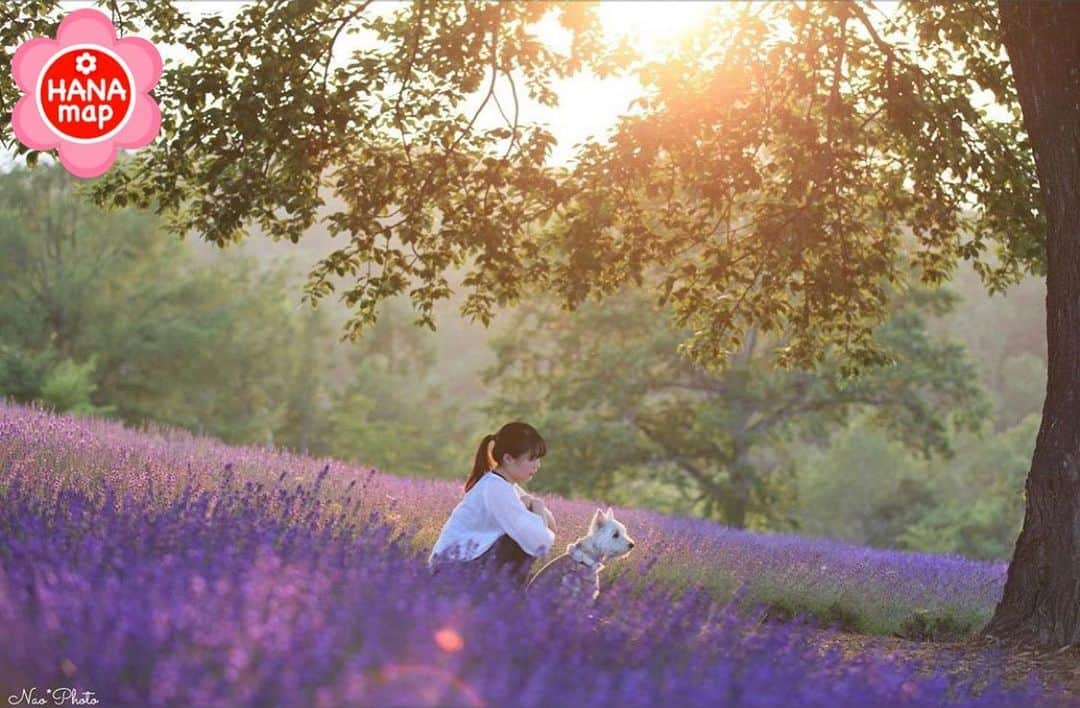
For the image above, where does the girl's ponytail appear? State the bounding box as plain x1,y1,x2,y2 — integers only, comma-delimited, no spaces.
464,434,497,493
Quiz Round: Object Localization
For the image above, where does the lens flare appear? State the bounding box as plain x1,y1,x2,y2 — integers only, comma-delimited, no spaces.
372,664,485,708
435,627,464,653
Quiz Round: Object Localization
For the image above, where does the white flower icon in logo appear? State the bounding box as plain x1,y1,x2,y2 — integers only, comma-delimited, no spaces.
11,9,162,178
74,51,97,76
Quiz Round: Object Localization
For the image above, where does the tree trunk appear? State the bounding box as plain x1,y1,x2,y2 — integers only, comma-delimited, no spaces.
983,1,1080,647
722,456,752,529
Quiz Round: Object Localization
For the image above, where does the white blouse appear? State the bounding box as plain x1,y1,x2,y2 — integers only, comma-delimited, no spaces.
429,471,555,563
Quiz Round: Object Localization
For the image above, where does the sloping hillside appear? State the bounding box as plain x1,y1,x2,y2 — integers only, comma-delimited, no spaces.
1,402,1073,705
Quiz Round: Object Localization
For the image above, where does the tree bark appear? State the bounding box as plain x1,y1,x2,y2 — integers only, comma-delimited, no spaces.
722,454,753,529
983,1,1080,647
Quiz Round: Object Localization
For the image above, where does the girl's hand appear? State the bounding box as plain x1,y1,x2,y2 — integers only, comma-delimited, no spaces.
543,507,557,533
521,494,555,531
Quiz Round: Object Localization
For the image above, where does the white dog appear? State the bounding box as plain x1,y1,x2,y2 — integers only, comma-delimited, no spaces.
526,507,635,602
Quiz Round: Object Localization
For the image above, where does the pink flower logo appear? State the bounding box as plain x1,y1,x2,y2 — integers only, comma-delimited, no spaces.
11,9,162,178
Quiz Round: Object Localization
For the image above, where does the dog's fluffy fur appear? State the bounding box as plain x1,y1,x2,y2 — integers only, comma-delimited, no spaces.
526,507,635,602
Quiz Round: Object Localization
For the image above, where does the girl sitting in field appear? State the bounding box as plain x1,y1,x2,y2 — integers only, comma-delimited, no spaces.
429,422,556,587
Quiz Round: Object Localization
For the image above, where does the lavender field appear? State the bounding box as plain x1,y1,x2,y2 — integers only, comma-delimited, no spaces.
0,402,1063,706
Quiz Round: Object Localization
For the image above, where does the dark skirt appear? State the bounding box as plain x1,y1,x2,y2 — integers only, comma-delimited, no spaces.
433,534,536,589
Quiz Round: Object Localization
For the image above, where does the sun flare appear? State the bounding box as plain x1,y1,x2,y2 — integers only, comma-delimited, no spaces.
594,1,719,56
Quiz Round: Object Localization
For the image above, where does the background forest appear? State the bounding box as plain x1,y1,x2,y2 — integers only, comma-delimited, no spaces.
0,163,1045,561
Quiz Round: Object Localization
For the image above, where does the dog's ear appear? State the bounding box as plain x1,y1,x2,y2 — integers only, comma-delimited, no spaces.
591,508,605,529
604,506,614,520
